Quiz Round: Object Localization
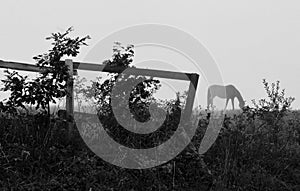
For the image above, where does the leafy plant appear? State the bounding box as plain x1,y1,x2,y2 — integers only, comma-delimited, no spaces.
0,27,90,114
74,76,88,112
251,79,295,146
252,79,295,113
201,79,299,190
85,42,161,121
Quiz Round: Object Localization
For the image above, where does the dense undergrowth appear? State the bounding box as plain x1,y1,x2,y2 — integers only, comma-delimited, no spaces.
0,105,299,190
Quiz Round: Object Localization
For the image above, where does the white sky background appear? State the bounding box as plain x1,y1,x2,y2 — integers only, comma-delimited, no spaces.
0,0,299,109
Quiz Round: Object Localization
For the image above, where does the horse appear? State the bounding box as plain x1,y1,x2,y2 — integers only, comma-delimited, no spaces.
207,84,245,110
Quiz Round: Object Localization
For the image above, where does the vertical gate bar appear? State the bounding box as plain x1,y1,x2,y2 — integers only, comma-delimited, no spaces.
183,73,199,121
65,59,74,117
65,59,74,141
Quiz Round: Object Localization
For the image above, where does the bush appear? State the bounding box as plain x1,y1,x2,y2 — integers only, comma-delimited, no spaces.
199,79,299,190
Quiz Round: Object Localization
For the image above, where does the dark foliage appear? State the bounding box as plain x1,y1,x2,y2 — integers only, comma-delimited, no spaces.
0,27,90,114
0,87,299,190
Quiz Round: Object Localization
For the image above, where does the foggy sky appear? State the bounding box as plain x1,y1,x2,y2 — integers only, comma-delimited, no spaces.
0,0,299,109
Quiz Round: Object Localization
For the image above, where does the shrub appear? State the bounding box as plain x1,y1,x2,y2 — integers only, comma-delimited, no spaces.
201,79,299,190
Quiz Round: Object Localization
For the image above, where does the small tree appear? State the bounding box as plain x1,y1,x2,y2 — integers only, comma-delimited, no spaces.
0,27,90,115
250,79,295,147
252,79,295,122
86,42,161,122
74,76,88,112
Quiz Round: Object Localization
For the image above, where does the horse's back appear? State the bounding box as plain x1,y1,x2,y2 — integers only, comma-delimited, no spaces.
208,84,238,97
208,84,225,90
226,84,236,89
208,85,227,98
226,84,238,93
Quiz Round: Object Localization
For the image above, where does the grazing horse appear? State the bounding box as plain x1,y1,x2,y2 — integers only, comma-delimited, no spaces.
207,84,245,110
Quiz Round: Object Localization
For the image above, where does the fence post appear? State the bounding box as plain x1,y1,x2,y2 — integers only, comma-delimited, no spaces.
183,73,199,121
65,59,74,141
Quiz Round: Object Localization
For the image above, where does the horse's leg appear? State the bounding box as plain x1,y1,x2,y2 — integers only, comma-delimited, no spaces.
225,98,229,110
210,98,213,109
231,98,235,110
207,98,211,110
207,90,212,110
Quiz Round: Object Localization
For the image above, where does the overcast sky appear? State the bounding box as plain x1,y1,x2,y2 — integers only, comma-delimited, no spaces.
0,0,299,109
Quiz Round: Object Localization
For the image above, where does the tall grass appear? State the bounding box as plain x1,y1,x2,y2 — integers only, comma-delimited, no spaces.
0,107,299,190
0,79,299,190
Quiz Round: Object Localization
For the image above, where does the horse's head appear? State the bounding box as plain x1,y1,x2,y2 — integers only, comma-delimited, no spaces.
239,100,245,109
